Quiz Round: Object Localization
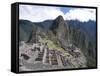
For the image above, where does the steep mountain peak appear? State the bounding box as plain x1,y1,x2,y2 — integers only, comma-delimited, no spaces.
49,15,70,42
55,15,64,22
50,15,65,30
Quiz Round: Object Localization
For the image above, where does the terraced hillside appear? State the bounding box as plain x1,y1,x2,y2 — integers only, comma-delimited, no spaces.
19,41,86,71
19,15,96,71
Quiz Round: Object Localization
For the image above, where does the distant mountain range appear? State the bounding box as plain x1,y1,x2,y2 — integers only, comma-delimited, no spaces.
19,15,96,67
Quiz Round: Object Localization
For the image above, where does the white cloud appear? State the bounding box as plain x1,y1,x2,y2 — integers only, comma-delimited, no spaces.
19,5,65,22
19,5,96,22
65,8,96,22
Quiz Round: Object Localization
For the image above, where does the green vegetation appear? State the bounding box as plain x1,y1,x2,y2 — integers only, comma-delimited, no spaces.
87,56,96,68
39,37,64,52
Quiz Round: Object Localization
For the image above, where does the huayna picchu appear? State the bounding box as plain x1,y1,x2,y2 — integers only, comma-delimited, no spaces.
19,15,96,71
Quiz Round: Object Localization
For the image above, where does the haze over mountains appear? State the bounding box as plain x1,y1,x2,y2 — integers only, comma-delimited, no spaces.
19,15,96,71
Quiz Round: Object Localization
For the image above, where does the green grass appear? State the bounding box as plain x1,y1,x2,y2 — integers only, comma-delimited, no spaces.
39,37,74,60
39,38,64,52
46,39,64,51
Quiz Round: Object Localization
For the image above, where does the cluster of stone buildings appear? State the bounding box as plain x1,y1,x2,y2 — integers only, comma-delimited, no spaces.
19,42,69,68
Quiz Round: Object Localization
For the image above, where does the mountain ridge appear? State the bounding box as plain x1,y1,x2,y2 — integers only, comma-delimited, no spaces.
19,15,96,68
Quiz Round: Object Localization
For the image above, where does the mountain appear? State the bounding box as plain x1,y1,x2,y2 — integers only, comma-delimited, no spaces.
67,20,96,41
19,18,96,42
34,20,53,29
50,15,71,49
19,15,96,69
19,20,34,41
50,15,69,38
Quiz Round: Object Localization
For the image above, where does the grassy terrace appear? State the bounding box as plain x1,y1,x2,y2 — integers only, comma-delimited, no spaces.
39,37,64,52
39,37,73,59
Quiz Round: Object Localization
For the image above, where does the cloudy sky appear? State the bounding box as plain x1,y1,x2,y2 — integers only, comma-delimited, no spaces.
19,5,96,22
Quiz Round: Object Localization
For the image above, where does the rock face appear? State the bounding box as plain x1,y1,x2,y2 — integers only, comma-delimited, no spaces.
50,15,70,45
19,15,96,71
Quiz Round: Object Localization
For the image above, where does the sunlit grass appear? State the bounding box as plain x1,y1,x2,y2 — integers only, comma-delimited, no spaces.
39,37,64,52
